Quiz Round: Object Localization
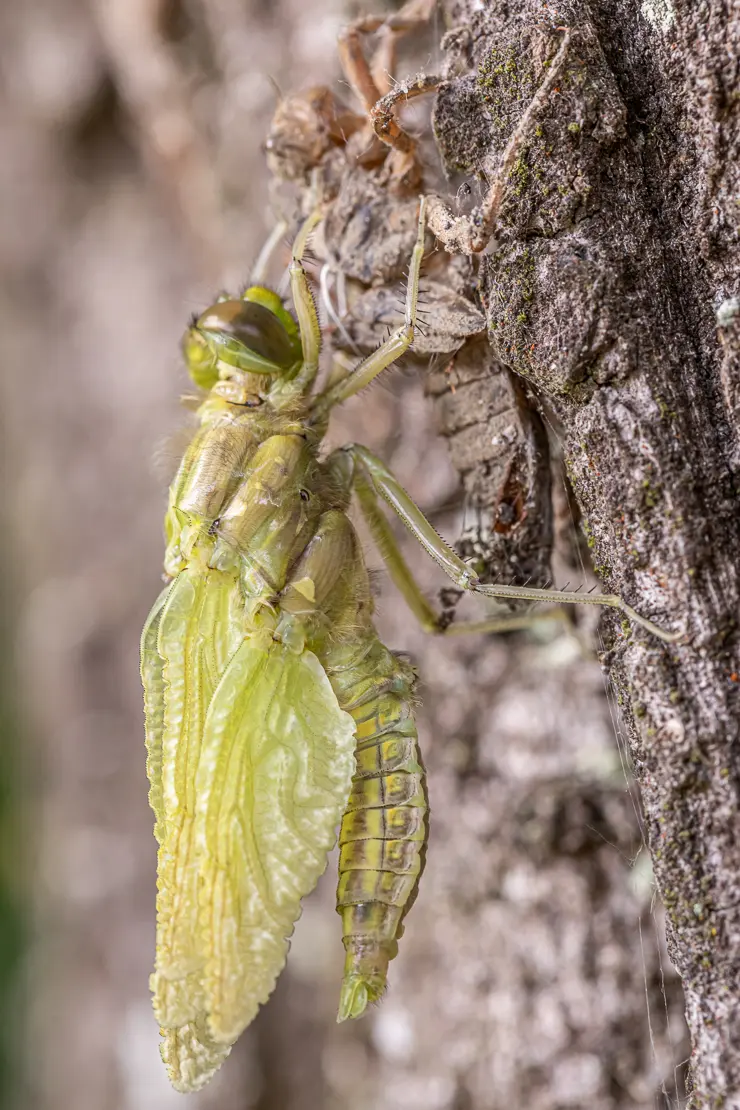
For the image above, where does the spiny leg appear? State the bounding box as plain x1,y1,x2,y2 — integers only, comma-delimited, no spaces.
344,444,683,644
337,16,386,113
289,209,323,390
310,196,427,419
349,17,570,249
338,0,439,110
425,28,572,254
341,447,566,636
338,0,438,191
371,74,444,157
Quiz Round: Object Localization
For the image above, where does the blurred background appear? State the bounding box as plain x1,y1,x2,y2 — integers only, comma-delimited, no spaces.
0,1,689,1108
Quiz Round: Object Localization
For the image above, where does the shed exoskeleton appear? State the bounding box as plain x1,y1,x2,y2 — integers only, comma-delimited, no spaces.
264,0,564,591
141,196,680,1092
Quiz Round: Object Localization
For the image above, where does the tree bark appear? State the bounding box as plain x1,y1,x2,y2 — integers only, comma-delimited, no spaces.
429,0,739,1103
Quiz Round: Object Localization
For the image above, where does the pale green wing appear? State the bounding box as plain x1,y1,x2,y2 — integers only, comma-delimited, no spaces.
140,584,171,844
151,565,242,1043
143,575,230,1090
195,640,356,1047
158,1014,230,1095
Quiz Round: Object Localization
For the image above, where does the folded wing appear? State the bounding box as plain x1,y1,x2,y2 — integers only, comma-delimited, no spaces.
144,567,356,1091
197,640,356,1044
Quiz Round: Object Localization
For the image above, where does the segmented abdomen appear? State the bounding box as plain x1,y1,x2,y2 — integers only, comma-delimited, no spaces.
325,642,427,1021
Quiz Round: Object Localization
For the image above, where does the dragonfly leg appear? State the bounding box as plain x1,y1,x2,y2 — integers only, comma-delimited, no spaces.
310,195,426,419
338,445,563,635
289,209,323,389
343,444,682,644
339,0,438,110
370,73,443,157
425,29,572,254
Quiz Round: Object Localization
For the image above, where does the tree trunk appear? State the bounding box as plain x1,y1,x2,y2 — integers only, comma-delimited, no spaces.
428,0,739,1104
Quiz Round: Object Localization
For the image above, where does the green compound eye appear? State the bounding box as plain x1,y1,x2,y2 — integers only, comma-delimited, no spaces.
196,299,300,376
183,327,218,390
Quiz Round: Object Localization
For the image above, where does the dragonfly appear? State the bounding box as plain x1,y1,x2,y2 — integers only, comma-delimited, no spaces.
140,196,680,1092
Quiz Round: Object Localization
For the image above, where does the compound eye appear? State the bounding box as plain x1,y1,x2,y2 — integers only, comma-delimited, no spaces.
197,300,296,369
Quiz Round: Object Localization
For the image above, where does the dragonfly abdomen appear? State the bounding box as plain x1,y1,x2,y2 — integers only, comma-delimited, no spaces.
333,655,427,1021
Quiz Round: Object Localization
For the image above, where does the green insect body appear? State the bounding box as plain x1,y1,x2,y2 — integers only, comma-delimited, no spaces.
329,639,424,1022
142,209,431,1091
142,198,680,1092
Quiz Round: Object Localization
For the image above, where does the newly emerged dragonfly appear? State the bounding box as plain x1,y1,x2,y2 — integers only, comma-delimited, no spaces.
141,197,679,1092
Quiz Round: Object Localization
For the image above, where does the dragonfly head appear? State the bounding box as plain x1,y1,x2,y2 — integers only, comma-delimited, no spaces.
184,286,303,390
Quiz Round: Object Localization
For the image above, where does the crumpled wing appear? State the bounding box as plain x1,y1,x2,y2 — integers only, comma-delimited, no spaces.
147,575,356,1092
196,640,357,1045
140,584,170,845
147,565,244,1091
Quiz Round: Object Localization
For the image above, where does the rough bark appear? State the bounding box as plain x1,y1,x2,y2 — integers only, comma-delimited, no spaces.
428,0,739,1103
3,0,736,1108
